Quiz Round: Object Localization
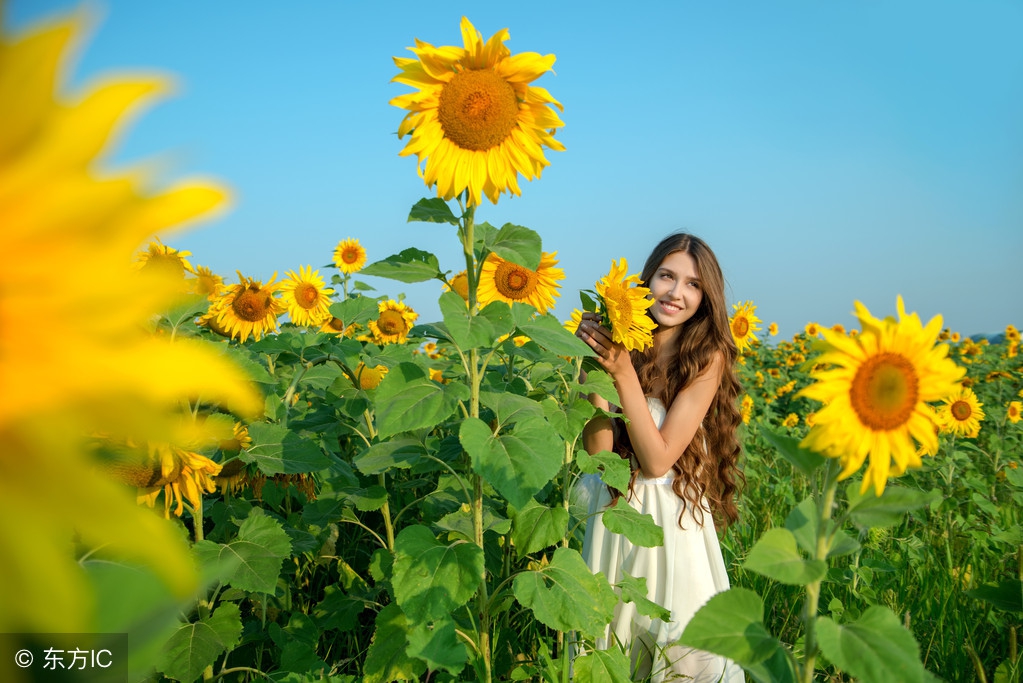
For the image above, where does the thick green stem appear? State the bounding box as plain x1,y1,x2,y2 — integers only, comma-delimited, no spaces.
378,473,395,551
801,459,841,683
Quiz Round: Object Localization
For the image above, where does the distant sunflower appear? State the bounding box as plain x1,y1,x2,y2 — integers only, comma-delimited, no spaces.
281,265,334,326
1006,324,1021,343
937,386,984,438
216,272,285,342
390,17,565,206
191,265,224,300
729,301,762,353
768,322,779,336
478,251,563,313
354,363,388,390
740,395,754,425
799,296,965,495
136,444,222,519
444,270,470,301
134,238,195,279
1008,401,1022,424
831,324,846,334
782,413,799,429
595,258,656,353
805,322,821,338
367,299,418,345
334,238,367,274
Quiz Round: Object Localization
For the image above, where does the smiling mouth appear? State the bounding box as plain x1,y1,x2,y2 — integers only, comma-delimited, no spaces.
659,301,682,313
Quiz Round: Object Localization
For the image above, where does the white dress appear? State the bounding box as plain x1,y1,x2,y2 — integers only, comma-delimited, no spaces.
578,397,744,683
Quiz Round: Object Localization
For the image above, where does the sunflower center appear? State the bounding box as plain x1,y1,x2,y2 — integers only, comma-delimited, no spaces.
849,352,920,431
326,317,345,332
438,69,519,151
733,317,750,338
377,310,407,335
606,289,634,324
233,287,271,322
295,283,319,308
494,261,537,299
950,400,972,421
342,248,360,264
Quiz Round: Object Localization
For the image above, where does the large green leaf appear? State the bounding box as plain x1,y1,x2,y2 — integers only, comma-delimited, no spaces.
680,587,782,666
600,498,664,548
353,438,425,475
328,295,381,330
362,603,426,683
361,247,443,283
441,294,513,349
512,547,617,638
298,363,346,390
313,585,371,632
407,197,459,225
242,422,331,475
784,497,818,554
511,305,592,356
966,580,1023,613
617,572,670,622
192,509,292,593
406,617,468,676
846,484,938,528
392,525,484,623
488,223,541,270
157,603,242,683
479,390,545,426
743,527,827,585
542,396,595,442
816,607,933,682
374,362,469,439
460,415,564,509
576,449,631,494
761,428,826,477
581,369,619,405
511,499,569,558
572,647,632,683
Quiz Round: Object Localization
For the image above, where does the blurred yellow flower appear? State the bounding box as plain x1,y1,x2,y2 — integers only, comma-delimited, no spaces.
729,301,762,353
804,322,821,338
799,297,964,496
0,11,260,632
776,380,797,397
831,324,846,334
355,363,388,390
805,412,817,427
937,386,984,438
390,16,565,206
219,421,253,454
782,413,799,428
768,322,779,336
444,270,470,301
281,265,334,326
136,444,223,519
191,265,224,300
564,309,583,335
134,238,195,279
950,332,961,342
1005,324,1020,343
215,272,285,342
368,299,419,344
333,237,367,274
740,395,754,425
1008,401,1022,424
595,258,656,352
479,251,563,313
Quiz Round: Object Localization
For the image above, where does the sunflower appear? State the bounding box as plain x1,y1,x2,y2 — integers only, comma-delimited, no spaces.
805,322,822,338
134,238,195,279
354,363,388,390
937,386,984,438
444,270,470,301
0,11,261,633
215,272,285,342
478,251,563,313
799,297,965,496
729,301,762,353
136,444,223,519
1008,401,1022,424
740,395,754,425
367,299,419,345
334,238,367,274
390,16,565,206
191,265,224,300
768,322,779,336
1006,324,1021,343
594,258,657,353
280,265,334,326
564,308,584,335
219,422,252,453
782,413,800,429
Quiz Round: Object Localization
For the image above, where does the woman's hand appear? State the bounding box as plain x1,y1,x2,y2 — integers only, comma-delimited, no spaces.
575,312,633,378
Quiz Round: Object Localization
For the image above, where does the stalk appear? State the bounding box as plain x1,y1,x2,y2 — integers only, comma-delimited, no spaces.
362,409,394,551
800,458,840,683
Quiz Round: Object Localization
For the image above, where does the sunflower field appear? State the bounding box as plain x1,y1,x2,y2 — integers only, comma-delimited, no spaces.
3,8,1021,683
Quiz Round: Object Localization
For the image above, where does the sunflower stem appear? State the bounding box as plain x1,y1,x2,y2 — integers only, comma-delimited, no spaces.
800,458,840,683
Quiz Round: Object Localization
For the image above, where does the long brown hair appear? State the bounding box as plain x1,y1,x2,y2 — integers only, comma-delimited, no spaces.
610,233,744,529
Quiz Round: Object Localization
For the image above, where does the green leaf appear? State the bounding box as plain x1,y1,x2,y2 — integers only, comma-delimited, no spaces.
392,525,485,622
362,603,426,683
479,390,545,427
967,580,1023,613
744,645,798,683
299,364,346,390
601,498,664,548
761,427,826,477
408,197,458,225
242,423,331,475
512,547,617,638
192,509,292,593
440,294,513,349
489,223,541,270
435,503,510,540
542,396,595,442
361,247,443,283
617,572,671,622
511,499,569,558
816,607,933,682
573,647,632,683
846,485,939,528
784,497,818,554
328,295,380,330
406,617,468,675
511,306,592,356
353,438,425,475
581,370,619,405
313,585,370,632
374,362,469,439
459,415,564,509
219,345,275,385
164,293,208,328
680,587,782,666
576,450,631,494
743,527,827,585
157,603,242,683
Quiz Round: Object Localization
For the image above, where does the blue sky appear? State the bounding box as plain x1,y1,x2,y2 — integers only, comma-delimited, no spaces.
9,0,1022,338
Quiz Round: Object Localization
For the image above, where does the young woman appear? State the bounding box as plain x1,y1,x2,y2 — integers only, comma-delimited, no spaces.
575,233,745,682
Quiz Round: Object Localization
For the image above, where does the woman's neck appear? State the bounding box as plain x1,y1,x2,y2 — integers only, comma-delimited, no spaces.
652,324,682,365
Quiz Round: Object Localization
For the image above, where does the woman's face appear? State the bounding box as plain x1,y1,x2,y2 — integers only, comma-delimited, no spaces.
647,251,703,330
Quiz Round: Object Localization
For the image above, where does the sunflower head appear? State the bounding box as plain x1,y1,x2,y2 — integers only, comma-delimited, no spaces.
729,301,762,353
354,363,388,390
804,322,821,338
478,251,563,313
334,238,367,274
190,265,224,300
1008,401,1022,424
444,271,470,301
215,272,285,343
594,258,656,352
134,239,195,279
390,17,565,206
937,386,984,438
768,322,779,336
281,265,334,327
367,299,418,345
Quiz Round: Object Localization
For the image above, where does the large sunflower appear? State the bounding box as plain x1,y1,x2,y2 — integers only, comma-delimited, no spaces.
215,272,285,342
333,238,367,274
729,301,762,353
134,444,223,519
390,17,565,206
478,251,563,313
367,299,419,345
0,11,261,633
937,386,984,438
281,265,334,326
595,258,656,352
799,296,964,495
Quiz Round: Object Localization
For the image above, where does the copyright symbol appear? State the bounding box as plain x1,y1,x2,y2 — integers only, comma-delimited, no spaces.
14,649,33,668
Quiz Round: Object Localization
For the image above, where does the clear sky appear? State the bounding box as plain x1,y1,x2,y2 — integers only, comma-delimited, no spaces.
9,0,1022,338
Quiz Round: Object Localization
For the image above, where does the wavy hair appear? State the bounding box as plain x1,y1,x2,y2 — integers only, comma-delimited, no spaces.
609,233,744,529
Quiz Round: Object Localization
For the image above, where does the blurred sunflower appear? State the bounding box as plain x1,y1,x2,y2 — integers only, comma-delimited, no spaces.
191,265,224,300
729,301,762,353
215,272,285,342
595,258,656,353
0,11,261,632
219,421,252,454
478,251,563,313
281,265,334,326
354,363,388,390
1007,401,1021,424
799,297,964,495
134,238,195,279
319,316,360,337
768,322,779,336
937,386,984,438
782,413,799,429
367,299,418,344
333,237,367,274
563,308,584,335
804,322,821,338
135,444,223,519
740,395,754,425
1006,324,1020,343
444,270,470,301
390,16,565,206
